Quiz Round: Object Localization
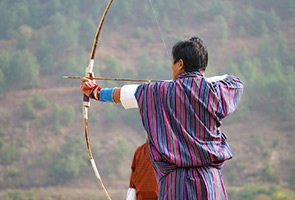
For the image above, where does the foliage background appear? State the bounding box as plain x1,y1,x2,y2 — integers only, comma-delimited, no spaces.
0,0,294,199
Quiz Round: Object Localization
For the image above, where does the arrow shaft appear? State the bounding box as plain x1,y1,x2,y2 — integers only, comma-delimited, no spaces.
63,76,162,83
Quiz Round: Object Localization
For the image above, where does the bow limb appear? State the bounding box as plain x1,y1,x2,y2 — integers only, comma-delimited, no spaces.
83,1,113,199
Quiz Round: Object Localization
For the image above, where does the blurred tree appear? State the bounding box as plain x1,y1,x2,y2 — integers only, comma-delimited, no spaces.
284,66,295,123
257,35,276,64
1,141,21,164
250,0,295,20
22,99,36,120
40,53,56,75
214,15,229,44
17,32,28,50
235,46,250,65
0,139,3,149
32,93,49,109
133,27,145,38
111,0,138,24
49,13,79,56
274,33,294,66
264,9,281,32
79,17,96,50
0,70,5,94
12,50,40,88
256,194,271,200
51,103,61,122
60,0,79,11
8,167,21,178
51,135,88,183
234,7,280,36
0,48,39,89
114,138,130,165
61,105,75,126
102,103,118,125
36,34,57,74
136,55,154,79
0,0,17,39
36,35,51,60
7,189,36,200
119,39,130,50
121,109,145,132
58,55,85,77
14,1,30,25
136,55,170,80
29,0,48,28
196,1,232,22
263,162,277,182
101,55,124,78
45,0,61,17
19,25,34,40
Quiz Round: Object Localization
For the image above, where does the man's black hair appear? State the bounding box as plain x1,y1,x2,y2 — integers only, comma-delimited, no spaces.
172,37,208,71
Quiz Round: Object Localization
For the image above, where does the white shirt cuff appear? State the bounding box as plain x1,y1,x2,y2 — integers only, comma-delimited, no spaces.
120,84,139,109
126,188,137,200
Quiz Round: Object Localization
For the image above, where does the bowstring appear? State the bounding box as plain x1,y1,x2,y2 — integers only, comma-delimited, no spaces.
148,0,170,60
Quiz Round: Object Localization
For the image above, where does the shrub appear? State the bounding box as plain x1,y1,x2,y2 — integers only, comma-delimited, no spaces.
1,141,21,164
101,55,124,78
195,1,233,22
17,32,28,50
119,39,129,50
32,93,49,109
60,105,75,126
0,128,8,136
51,135,88,183
234,7,280,36
214,15,229,44
7,189,36,200
22,99,36,120
8,167,21,178
272,138,280,148
0,48,39,89
114,138,130,165
253,133,263,146
54,120,61,133
263,162,277,182
133,27,144,38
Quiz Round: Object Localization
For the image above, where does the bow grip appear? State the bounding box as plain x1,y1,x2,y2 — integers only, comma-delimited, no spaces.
83,94,90,103
83,72,93,105
83,59,95,104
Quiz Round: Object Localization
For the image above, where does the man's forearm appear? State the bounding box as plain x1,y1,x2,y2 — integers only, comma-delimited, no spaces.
113,87,121,103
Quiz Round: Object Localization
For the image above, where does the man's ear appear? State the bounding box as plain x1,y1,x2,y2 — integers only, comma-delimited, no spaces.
178,59,185,71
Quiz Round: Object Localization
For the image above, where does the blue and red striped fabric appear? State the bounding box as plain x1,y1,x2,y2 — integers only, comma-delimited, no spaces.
134,71,243,200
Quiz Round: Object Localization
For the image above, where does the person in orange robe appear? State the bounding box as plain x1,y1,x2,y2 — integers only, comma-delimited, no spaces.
126,140,158,200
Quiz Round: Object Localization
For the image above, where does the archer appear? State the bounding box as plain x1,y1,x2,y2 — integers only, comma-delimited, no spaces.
80,37,244,200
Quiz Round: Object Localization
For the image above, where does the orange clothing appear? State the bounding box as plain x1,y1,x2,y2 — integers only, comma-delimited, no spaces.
129,141,158,200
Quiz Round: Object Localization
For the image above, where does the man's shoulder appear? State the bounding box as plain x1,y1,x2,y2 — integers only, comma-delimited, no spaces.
135,142,148,154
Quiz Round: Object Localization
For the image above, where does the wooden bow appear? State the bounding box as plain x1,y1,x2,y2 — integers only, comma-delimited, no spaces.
83,1,113,199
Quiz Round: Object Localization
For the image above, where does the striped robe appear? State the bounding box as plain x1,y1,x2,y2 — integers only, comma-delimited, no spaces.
134,71,244,200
